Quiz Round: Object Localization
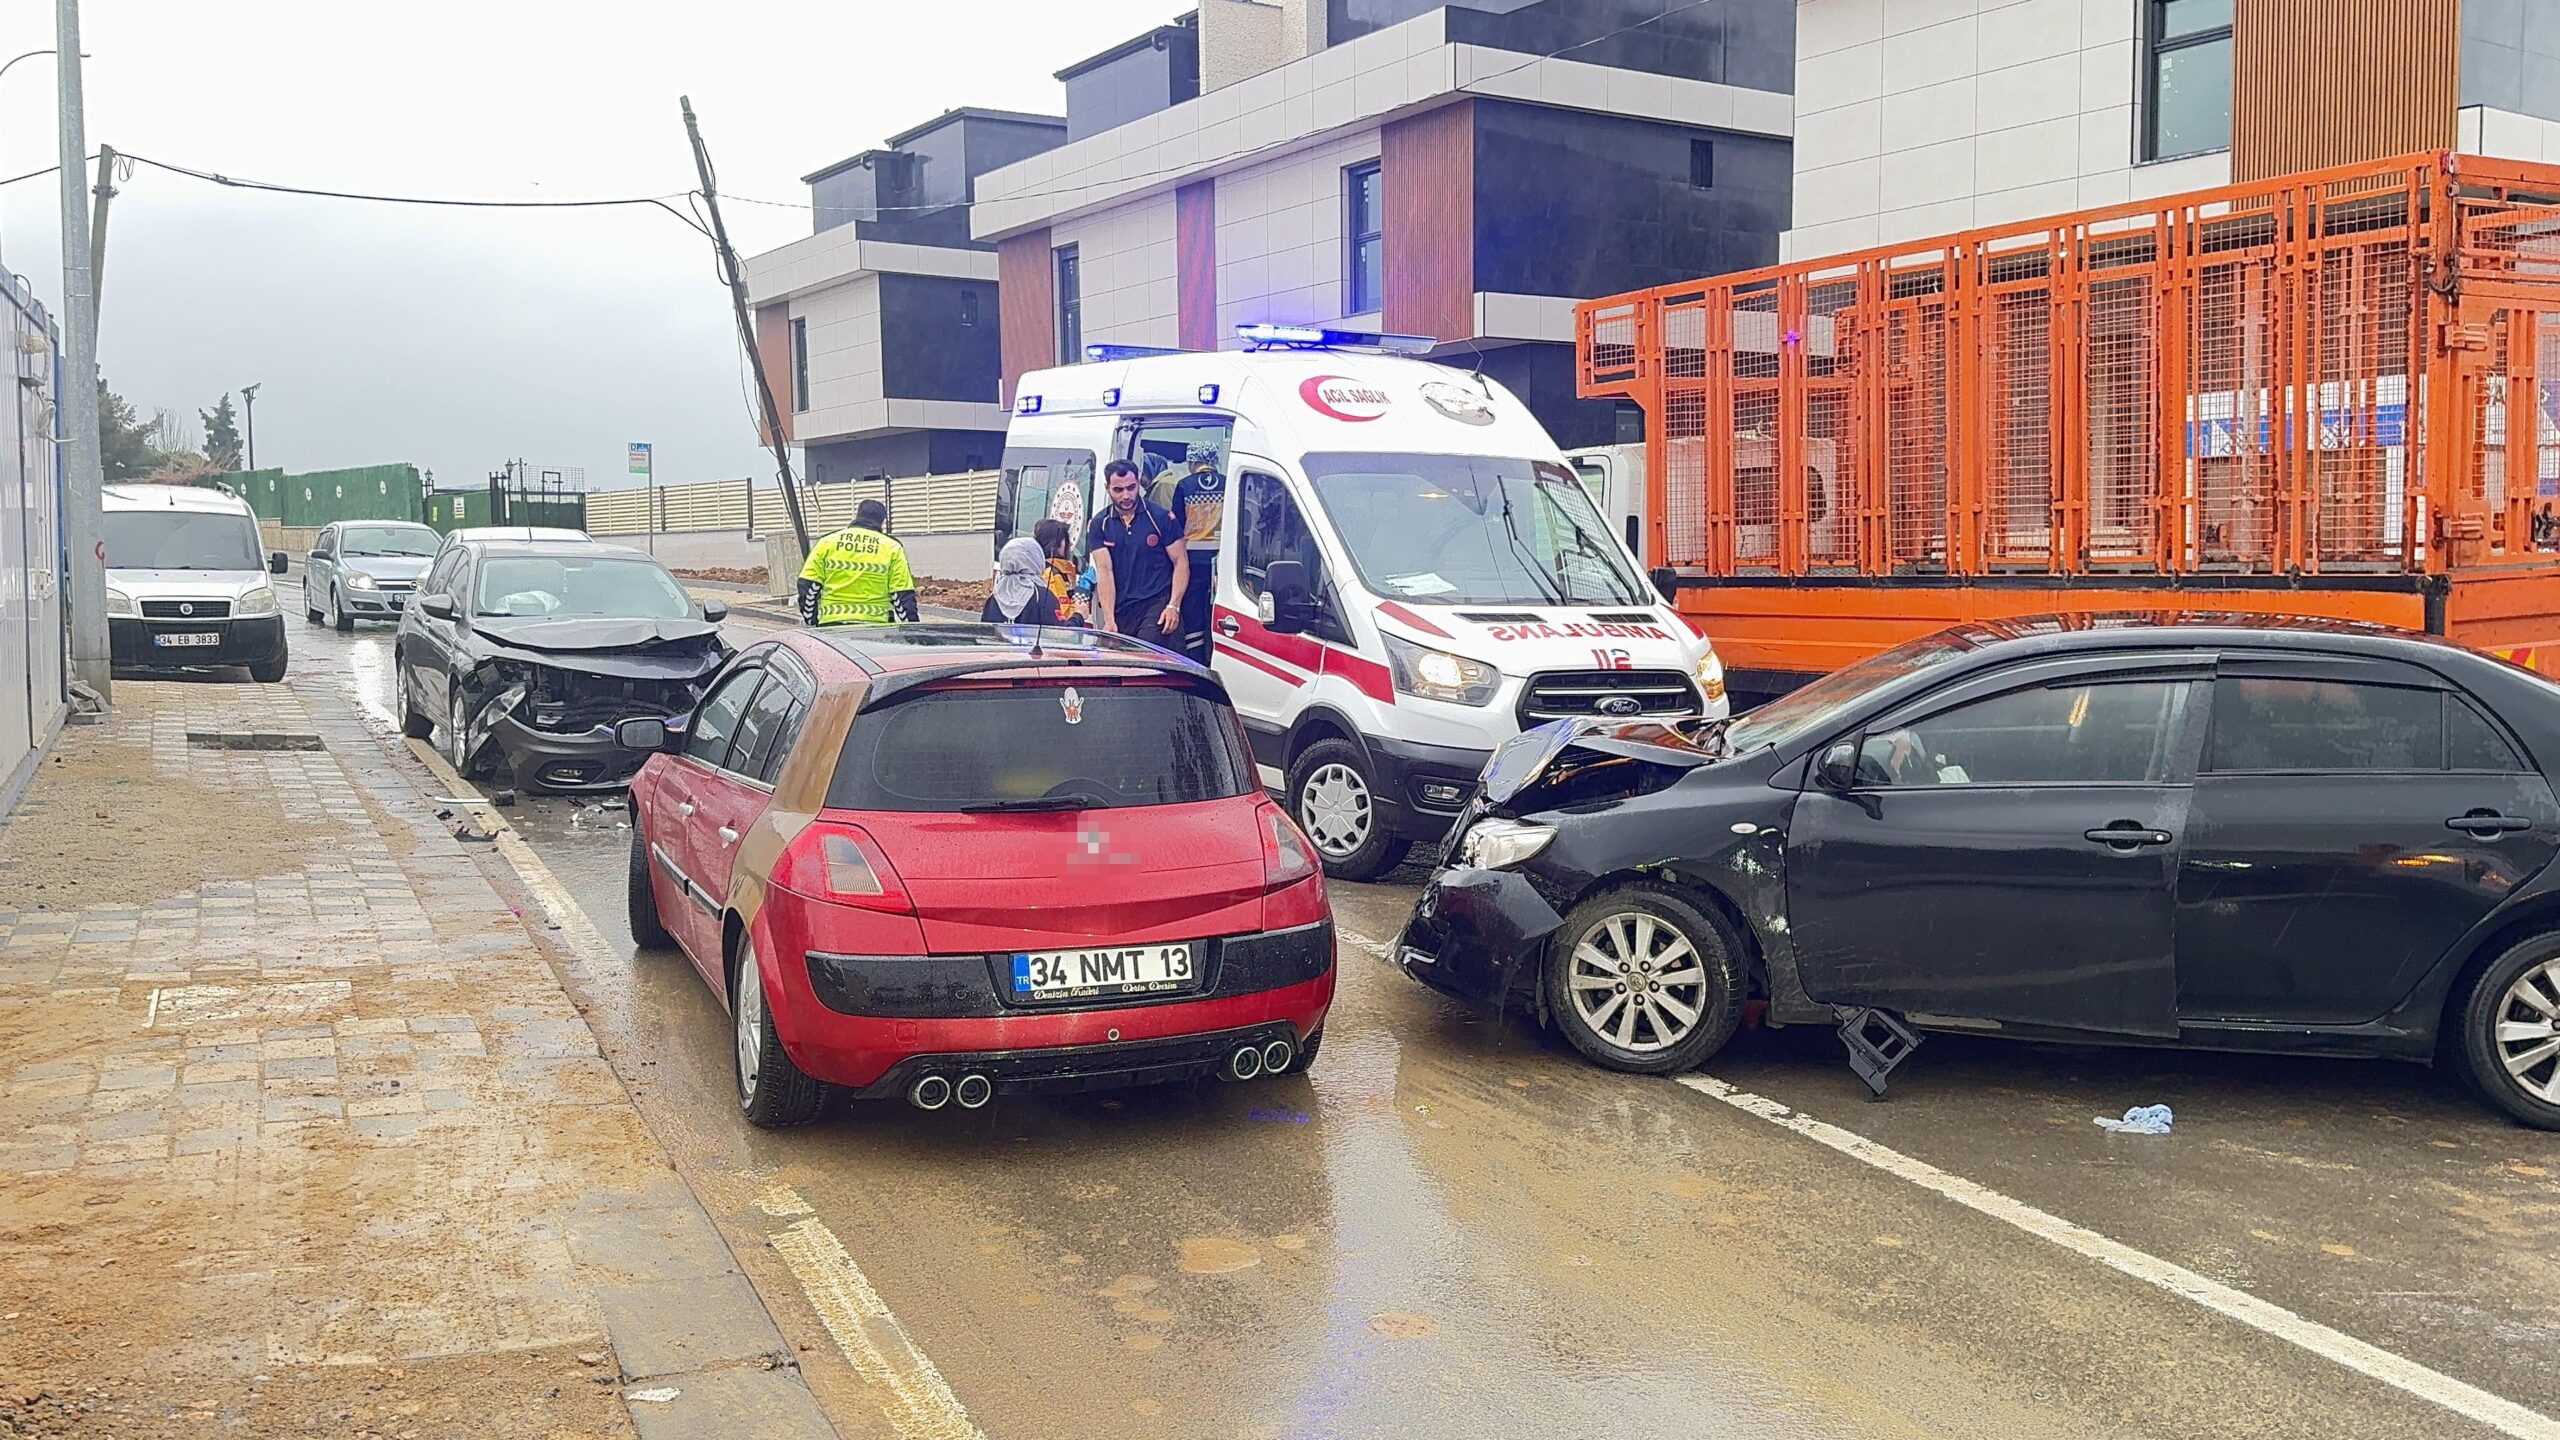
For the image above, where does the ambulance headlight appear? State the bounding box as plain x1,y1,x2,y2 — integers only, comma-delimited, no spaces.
1692,648,1727,704
1383,635,1499,707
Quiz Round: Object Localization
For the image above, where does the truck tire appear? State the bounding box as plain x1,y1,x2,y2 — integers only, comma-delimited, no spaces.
1286,737,1409,883
2456,932,2560,1130
1546,885,1743,1076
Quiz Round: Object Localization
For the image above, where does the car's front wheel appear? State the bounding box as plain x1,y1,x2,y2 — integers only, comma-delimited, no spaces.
627,815,673,950
1546,885,1743,1075
1287,738,1409,882
332,586,354,633
248,647,287,685
2458,933,2560,1130
733,933,822,1128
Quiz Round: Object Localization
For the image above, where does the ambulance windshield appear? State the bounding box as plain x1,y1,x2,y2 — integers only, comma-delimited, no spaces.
1303,453,1647,607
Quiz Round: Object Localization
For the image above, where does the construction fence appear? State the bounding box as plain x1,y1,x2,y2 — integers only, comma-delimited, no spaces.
231,464,426,529
582,470,999,540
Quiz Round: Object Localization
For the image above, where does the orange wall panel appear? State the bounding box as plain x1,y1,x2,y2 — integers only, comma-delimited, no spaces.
753,303,793,446
1381,101,1473,343
2232,0,2457,181
997,227,1055,406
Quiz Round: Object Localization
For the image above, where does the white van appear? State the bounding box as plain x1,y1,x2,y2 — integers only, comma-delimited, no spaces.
102,483,291,683
999,328,1729,879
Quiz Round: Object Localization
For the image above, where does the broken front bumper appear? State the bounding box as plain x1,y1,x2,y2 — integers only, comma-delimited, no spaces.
1394,866,1567,1009
484,715,647,793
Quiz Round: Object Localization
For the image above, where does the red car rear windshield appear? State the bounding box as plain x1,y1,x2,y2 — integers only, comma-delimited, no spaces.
829,681,1254,812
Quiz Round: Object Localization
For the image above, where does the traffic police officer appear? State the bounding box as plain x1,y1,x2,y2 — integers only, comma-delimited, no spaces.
798,499,919,627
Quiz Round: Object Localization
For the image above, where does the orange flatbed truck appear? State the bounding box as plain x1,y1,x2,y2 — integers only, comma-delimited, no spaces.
1577,151,2560,703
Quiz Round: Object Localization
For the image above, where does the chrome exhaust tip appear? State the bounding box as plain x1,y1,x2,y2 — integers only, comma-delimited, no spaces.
909,1074,952,1111
1225,1045,1264,1082
1259,1038,1294,1074
953,1073,994,1110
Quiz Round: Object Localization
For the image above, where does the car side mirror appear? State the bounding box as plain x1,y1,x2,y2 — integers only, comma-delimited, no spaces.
616,717,670,752
1262,559,1315,635
269,551,289,575
1814,741,1859,792
1649,566,1679,604
702,600,729,623
419,595,458,621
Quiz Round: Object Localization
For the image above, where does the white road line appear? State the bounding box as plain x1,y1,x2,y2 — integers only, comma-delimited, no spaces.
1678,1074,2560,1440
760,1185,986,1440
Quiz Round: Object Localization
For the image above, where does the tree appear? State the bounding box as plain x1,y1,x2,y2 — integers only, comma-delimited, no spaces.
200,393,243,471
97,379,159,482
146,407,198,458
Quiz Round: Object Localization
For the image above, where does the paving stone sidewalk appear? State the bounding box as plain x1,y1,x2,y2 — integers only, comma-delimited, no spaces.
0,678,834,1440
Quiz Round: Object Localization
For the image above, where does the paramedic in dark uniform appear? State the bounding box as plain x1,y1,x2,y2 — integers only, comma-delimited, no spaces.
1086,459,1186,651
1168,441,1226,664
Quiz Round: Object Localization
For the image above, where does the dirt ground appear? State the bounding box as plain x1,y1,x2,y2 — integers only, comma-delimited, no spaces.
0,728,301,914
917,577,992,612
667,566,766,587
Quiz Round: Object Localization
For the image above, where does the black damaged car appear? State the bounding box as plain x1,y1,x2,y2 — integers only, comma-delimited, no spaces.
1396,614,2560,1129
393,539,731,793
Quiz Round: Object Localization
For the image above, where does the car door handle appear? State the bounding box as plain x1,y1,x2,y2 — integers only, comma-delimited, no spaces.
1216,615,1241,638
2447,811,2534,838
717,826,740,847
675,801,696,818
2084,824,2174,849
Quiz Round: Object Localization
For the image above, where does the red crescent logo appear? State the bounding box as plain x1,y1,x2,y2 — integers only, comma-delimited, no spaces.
1299,374,1390,422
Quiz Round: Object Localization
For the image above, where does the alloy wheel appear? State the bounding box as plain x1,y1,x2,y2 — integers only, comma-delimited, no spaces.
2495,957,2560,1104
1567,912,1709,1054
735,941,766,1098
1299,762,1371,858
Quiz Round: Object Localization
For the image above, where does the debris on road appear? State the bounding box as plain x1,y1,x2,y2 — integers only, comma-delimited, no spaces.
493,789,518,807
2095,1104,2175,1135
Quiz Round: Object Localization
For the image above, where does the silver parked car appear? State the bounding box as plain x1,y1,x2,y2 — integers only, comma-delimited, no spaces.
302,520,442,631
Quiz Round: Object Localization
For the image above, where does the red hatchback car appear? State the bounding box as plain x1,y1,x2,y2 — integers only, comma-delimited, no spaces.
619,624,1336,1126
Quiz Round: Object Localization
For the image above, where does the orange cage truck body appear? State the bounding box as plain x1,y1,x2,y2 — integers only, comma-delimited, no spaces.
1577,151,2560,701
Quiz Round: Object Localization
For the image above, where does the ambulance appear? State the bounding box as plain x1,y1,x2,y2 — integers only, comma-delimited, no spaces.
996,326,1730,881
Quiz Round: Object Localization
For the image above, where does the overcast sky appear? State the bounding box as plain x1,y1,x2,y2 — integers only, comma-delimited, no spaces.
0,1,1180,491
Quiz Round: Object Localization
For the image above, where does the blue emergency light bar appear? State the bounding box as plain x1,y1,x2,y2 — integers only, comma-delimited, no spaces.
1084,343,1188,363
1235,322,1435,355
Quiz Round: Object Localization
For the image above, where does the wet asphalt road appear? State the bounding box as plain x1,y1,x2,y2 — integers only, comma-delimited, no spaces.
272,584,2560,1440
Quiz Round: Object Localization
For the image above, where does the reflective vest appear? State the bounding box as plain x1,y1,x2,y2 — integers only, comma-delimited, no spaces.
800,526,914,626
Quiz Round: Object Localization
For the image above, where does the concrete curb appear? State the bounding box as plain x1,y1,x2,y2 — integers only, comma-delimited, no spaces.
401,737,842,1440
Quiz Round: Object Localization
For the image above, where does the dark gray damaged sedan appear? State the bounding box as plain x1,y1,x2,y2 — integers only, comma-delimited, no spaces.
1397,614,2560,1129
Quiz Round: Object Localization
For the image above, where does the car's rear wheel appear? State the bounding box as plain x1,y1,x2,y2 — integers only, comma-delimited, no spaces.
396,659,434,739
1546,885,1743,1076
2457,933,2560,1130
332,586,354,633
733,933,822,1128
1288,738,1409,882
627,816,673,950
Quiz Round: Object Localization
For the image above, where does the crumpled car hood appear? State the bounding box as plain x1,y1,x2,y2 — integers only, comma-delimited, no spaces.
470,618,729,680
1482,717,1733,805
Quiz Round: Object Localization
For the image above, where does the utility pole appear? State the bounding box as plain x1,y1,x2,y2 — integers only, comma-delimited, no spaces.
241,383,259,470
680,96,809,553
55,1,108,702
88,143,115,316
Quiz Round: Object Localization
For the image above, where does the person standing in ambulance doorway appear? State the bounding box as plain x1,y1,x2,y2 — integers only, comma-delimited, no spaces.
798,499,919,627
1169,441,1225,665
1086,459,1186,652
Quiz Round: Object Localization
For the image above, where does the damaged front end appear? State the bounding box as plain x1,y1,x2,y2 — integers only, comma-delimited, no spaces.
451,620,729,793
1396,718,1735,1013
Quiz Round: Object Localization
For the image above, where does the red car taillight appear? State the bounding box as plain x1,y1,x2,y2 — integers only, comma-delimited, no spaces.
1259,803,1330,930
774,821,914,915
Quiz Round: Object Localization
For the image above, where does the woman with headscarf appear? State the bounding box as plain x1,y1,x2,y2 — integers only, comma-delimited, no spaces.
983,536,1062,627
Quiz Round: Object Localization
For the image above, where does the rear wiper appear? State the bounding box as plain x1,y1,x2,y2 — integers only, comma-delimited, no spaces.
958,796,1089,813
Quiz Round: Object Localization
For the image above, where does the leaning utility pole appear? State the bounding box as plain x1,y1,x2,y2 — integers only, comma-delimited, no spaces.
680,96,810,553
55,0,108,701
88,143,115,316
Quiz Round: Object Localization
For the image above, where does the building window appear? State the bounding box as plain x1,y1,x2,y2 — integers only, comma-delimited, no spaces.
959,289,980,328
1345,161,1383,316
1055,246,1082,365
789,317,809,414
2145,0,2233,161
1690,139,1716,190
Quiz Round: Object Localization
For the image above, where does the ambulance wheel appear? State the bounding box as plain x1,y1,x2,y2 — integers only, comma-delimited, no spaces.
1287,739,1408,882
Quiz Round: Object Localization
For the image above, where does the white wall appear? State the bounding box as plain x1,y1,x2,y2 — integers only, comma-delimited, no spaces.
1054,193,1182,349
1214,127,1383,336
1786,0,2229,259
2464,106,2560,163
